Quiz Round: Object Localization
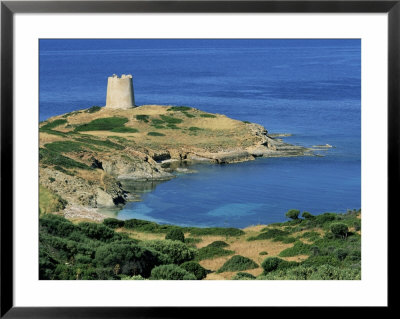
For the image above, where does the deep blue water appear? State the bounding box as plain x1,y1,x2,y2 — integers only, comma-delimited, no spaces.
40,39,361,228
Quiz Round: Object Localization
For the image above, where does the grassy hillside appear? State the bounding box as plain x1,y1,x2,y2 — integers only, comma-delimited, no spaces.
40,209,361,280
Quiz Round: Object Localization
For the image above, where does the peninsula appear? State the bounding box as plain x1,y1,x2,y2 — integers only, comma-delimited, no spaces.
39,74,312,221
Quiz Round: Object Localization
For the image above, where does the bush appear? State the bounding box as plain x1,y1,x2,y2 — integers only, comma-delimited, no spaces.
94,242,163,277
180,261,208,280
206,241,229,248
150,264,196,280
74,117,129,132
195,246,234,261
86,106,102,113
279,241,311,257
140,240,196,264
200,113,216,118
189,227,244,237
147,131,165,136
40,214,76,237
165,229,185,242
232,272,256,280
335,248,348,261
259,251,268,256
110,127,138,133
247,228,292,242
217,255,258,273
136,114,150,122
103,218,125,229
302,211,315,219
330,223,349,239
39,148,92,170
78,222,115,242
168,106,192,112
261,257,298,274
285,209,300,220
40,119,67,130
261,257,283,273
315,213,337,225
159,115,183,124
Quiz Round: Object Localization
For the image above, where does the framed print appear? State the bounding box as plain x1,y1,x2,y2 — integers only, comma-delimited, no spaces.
1,0,396,316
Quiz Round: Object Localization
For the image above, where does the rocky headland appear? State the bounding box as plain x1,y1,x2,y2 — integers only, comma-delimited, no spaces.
39,105,313,220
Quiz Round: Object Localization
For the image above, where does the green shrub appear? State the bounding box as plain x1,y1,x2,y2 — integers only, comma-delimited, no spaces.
74,117,129,132
335,248,348,261
195,246,234,261
180,261,208,280
232,272,256,280
150,264,196,280
217,255,258,273
259,251,268,256
110,127,138,133
165,228,185,242
40,119,67,130
168,106,192,112
74,137,125,150
247,228,291,242
39,148,92,170
184,237,202,245
330,223,349,239
302,211,315,219
189,227,244,237
200,113,216,118
45,141,85,153
78,222,115,242
206,241,229,248
300,231,320,241
261,257,298,274
189,127,202,131
159,115,183,124
94,242,163,277
315,213,337,225
279,241,311,257
147,131,165,136
103,218,125,229
40,215,76,238
86,106,102,113
285,209,300,220
140,240,196,264
136,114,150,122
121,275,146,280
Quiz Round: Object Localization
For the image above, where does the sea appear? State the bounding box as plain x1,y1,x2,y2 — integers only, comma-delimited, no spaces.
39,39,361,228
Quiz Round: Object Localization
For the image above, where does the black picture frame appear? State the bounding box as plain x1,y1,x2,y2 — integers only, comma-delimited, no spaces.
1,0,395,317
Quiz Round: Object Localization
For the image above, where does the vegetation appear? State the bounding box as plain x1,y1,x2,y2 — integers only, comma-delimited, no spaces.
40,119,67,130
150,264,196,280
86,106,102,113
180,261,208,280
74,117,129,132
39,148,92,170
217,255,259,273
39,209,361,280
147,132,165,137
200,113,216,118
39,185,67,215
103,218,125,229
285,209,300,220
168,106,192,112
136,114,149,122
232,272,256,280
206,241,229,248
165,229,185,242
195,246,234,261
110,126,139,133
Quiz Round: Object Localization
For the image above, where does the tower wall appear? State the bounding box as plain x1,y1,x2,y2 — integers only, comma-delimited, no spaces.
105,74,135,109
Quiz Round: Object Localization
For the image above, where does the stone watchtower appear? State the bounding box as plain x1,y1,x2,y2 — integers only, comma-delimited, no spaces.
105,74,135,109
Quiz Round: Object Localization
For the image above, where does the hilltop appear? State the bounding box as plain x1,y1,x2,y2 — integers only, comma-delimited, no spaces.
39,105,312,220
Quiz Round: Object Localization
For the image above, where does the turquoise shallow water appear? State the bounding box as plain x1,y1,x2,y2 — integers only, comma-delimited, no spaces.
40,39,361,228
